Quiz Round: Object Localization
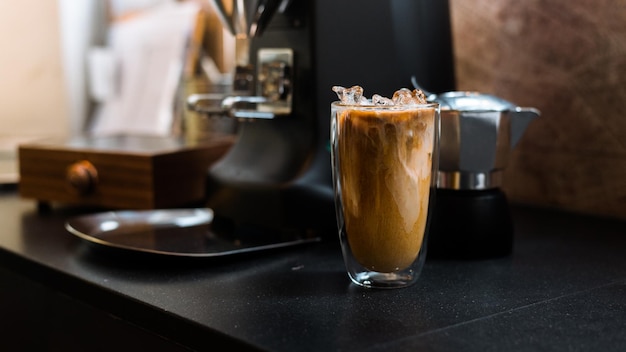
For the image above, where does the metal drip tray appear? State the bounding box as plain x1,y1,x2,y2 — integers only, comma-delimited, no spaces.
65,208,319,258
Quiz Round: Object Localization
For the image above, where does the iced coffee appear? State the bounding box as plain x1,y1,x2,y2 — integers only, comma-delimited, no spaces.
331,86,439,288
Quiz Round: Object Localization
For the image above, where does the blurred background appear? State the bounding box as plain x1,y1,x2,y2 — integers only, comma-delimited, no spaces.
448,0,626,221
0,0,624,219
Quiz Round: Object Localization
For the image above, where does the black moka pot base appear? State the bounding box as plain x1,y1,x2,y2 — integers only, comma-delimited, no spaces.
428,188,514,260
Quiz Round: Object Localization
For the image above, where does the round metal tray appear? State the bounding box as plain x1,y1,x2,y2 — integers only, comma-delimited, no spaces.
65,208,319,258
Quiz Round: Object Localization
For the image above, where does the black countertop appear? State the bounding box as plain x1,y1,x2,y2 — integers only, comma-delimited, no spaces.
1,188,625,351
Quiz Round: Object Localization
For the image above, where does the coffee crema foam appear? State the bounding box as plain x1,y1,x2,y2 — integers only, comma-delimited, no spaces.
337,107,435,272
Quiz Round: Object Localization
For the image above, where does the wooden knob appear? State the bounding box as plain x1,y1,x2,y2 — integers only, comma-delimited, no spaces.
66,160,98,195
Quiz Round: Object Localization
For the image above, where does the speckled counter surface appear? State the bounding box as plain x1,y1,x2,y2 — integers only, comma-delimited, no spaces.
0,188,624,351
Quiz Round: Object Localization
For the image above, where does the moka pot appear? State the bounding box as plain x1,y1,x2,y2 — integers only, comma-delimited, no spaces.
420,88,540,259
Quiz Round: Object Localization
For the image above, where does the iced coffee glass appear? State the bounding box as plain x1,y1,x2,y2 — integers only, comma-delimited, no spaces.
331,87,439,289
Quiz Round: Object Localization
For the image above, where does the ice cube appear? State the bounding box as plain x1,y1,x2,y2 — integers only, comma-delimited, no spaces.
372,94,394,106
392,88,414,105
332,85,364,105
391,88,428,105
412,89,428,104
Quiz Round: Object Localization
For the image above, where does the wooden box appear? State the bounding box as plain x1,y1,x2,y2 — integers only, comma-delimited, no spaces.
18,135,234,209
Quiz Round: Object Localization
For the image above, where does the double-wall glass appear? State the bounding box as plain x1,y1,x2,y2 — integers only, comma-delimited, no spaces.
331,102,440,289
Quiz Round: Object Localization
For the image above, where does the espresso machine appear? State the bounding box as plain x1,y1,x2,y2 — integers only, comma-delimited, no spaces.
188,0,456,243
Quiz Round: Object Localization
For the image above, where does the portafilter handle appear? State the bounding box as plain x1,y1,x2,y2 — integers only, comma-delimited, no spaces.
187,93,277,119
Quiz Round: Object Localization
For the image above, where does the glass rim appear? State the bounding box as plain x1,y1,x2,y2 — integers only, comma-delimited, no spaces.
331,101,439,110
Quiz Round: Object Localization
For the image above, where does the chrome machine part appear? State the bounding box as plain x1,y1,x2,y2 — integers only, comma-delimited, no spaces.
437,171,503,190
209,0,287,38
187,48,293,120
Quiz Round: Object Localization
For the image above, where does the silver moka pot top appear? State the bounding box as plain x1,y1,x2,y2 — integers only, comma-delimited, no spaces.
427,91,540,190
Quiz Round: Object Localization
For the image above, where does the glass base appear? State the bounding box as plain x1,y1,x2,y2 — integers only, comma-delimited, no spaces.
349,270,418,289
